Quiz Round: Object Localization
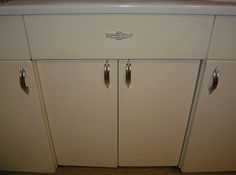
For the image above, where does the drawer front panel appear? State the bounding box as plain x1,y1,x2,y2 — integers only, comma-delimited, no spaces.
208,16,236,60
25,14,213,59
0,16,30,59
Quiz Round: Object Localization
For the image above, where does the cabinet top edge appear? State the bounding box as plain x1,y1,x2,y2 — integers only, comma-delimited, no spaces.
0,1,236,15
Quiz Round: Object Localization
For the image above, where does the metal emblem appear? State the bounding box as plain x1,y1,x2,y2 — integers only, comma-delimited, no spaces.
106,31,133,40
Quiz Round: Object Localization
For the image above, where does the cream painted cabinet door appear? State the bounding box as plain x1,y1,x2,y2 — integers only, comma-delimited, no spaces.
0,61,55,172
181,61,236,172
37,60,117,167
119,60,199,166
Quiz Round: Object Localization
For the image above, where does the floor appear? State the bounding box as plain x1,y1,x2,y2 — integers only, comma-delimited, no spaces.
1,167,236,175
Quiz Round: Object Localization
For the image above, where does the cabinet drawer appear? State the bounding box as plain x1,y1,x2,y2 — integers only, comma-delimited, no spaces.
0,16,30,60
25,14,213,59
208,16,236,60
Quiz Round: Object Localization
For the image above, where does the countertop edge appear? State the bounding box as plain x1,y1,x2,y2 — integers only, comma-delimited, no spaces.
0,3,236,15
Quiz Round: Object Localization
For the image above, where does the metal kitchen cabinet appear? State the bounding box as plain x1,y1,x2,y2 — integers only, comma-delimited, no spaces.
25,14,207,168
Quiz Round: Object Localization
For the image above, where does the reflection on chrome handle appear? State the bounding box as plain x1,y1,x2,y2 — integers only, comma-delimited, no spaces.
19,67,29,95
104,60,110,88
126,60,132,88
209,67,219,95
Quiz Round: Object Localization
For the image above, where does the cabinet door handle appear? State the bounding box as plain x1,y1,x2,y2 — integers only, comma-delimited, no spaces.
209,67,219,95
126,60,132,87
19,67,30,95
104,60,110,88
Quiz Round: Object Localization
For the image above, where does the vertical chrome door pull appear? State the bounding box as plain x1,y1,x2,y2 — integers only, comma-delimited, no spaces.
104,60,110,88
209,67,219,95
19,67,30,95
126,60,132,88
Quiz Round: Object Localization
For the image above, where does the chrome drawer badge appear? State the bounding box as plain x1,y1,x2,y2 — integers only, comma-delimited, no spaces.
106,31,133,40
